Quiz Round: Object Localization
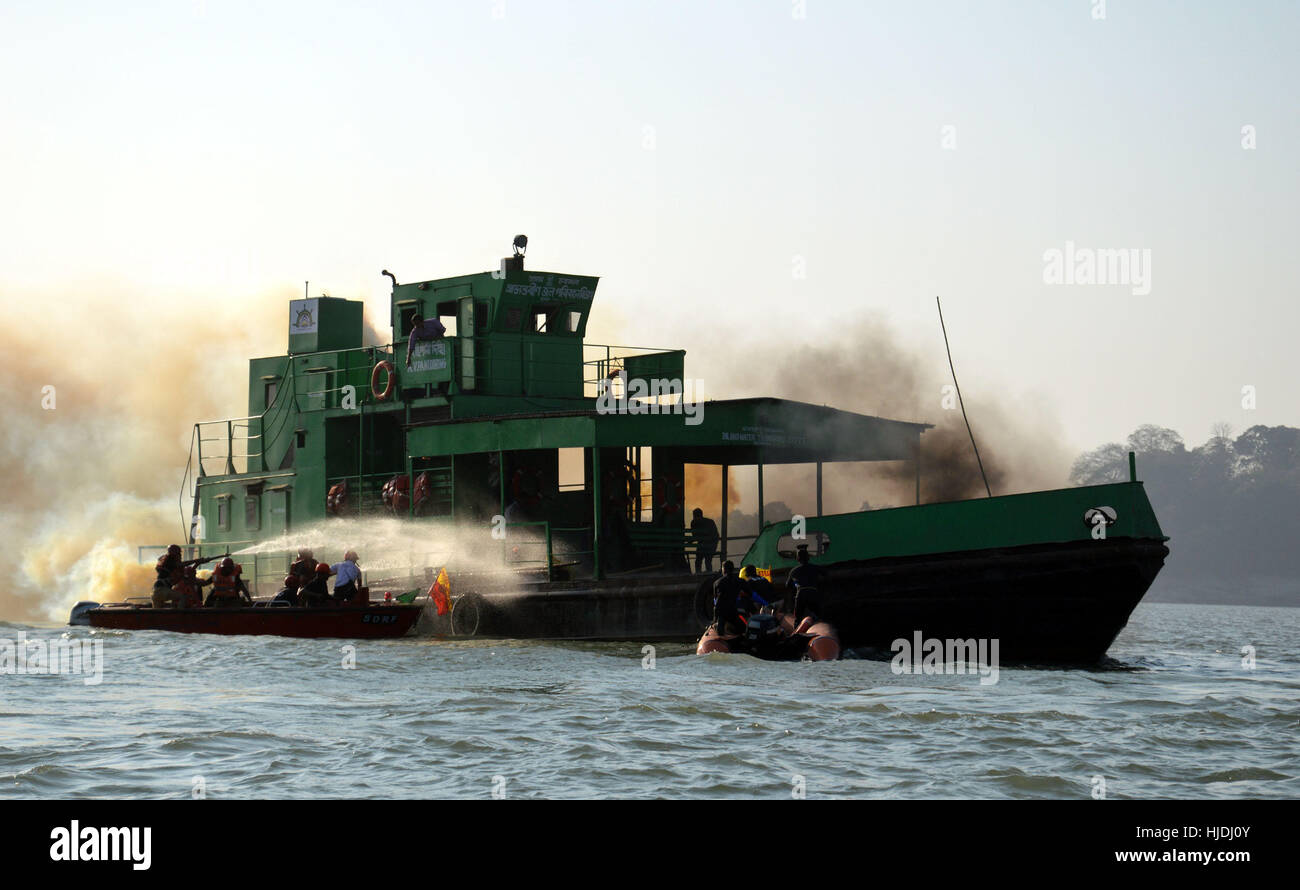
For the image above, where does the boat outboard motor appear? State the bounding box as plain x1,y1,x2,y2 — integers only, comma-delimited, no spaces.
743,612,783,655
68,601,99,626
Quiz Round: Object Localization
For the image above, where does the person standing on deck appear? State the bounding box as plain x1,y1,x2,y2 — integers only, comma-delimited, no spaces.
405,313,446,369
331,550,362,603
690,508,720,574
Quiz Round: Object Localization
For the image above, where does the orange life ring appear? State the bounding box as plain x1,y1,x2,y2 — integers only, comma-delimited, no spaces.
327,480,349,516
381,474,410,514
413,471,434,515
370,361,396,401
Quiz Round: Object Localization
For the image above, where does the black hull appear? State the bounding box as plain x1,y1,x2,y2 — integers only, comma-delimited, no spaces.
442,537,1168,663
807,538,1167,662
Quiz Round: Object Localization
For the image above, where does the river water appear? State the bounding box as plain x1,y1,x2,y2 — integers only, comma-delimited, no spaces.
0,602,1295,799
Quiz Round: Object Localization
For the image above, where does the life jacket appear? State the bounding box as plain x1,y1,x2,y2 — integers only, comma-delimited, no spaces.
172,567,203,608
155,554,182,588
211,565,243,598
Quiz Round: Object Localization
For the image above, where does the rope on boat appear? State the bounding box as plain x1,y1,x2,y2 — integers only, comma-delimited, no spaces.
936,296,992,498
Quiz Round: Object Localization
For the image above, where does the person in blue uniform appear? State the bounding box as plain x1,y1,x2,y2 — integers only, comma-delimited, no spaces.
331,550,362,603
300,563,333,607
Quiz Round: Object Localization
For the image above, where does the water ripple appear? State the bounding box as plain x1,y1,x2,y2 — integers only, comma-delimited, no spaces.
1,603,1297,798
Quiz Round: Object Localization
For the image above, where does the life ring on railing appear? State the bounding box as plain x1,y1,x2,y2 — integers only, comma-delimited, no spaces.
658,474,683,515
412,471,434,515
381,474,410,514
510,468,543,509
370,361,396,401
327,480,349,516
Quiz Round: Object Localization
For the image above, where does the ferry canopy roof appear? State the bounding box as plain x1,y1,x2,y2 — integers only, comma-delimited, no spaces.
405,397,931,465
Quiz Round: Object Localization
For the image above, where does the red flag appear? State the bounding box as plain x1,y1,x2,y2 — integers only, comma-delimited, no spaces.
428,566,451,616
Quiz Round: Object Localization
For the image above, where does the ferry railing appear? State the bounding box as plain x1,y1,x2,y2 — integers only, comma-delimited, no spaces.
324,471,408,516
393,336,688,402
292,344,394,411
501,522,599,581
722,534,760,566
184,340,687,489
188,344,398,484
580,344,687,400
187,356,298,479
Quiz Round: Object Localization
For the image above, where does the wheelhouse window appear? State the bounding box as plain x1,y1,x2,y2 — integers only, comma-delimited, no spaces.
398,304,419,337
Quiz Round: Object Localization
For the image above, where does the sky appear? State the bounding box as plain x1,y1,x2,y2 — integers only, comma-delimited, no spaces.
2,0,1296,452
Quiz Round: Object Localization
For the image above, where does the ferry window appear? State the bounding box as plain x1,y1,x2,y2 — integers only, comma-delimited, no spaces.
503,307,522,331
398,305,419,336
216,497,231,532
558,448,585,492
567,310,582,333
245,496,261,531
264,380,279,411
776,530,832,559
532,309,549,333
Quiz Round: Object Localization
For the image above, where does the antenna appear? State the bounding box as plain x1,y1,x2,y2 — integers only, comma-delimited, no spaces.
936,296,992,498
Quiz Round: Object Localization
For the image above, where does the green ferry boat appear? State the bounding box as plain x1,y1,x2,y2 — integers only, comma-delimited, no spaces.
164,237,1168,661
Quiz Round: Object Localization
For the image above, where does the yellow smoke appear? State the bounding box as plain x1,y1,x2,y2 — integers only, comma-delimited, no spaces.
0,284,325,621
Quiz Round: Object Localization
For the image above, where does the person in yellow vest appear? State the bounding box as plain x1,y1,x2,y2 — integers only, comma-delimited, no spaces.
205,557,251,607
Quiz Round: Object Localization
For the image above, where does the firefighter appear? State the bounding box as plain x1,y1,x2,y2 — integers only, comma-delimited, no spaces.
271,574,300,607
299,563,333,608
152,545,185,608
289,547,315,582
330,550,361,603
205,557,251,607
153,546,218,608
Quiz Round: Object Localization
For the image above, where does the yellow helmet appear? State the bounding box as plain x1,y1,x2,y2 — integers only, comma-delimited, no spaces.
739,565,756,580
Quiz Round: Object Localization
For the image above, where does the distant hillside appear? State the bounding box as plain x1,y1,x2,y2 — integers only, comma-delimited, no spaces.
1071,424,1300,607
